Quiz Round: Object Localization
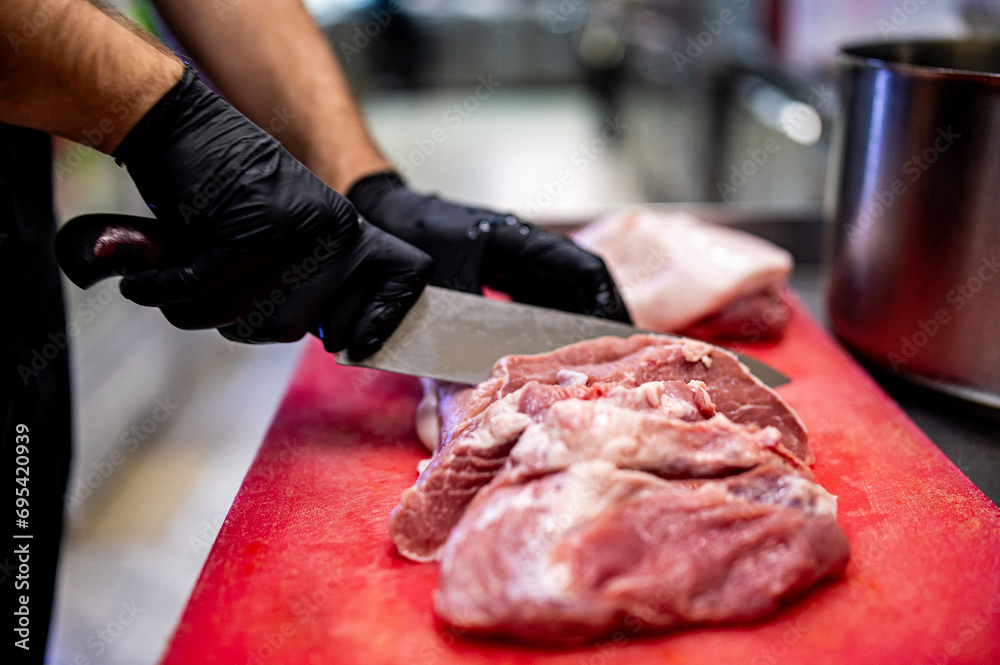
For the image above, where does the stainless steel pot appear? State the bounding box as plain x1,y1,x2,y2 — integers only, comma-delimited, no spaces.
826,39,1000,409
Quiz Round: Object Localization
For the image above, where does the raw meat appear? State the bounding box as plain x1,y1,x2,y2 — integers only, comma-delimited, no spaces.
680,284,790,341
392,334,846,645
391,379,715,562
436,334,809,465
574,208,793,339
391,382,592,562
435,460,849,644
494,394,804,487
393,334,809,563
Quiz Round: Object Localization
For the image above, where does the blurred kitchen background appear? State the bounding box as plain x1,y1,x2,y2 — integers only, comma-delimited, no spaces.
49,0,994,662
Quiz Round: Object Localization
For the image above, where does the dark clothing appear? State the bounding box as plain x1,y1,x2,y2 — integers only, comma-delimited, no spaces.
1,123,72,664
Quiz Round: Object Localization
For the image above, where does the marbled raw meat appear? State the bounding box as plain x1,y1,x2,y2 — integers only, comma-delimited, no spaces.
574,208,793,339
392,379,714,562
393,334,846,645
436,334,809,465
435,461,849,644
494,394,805,487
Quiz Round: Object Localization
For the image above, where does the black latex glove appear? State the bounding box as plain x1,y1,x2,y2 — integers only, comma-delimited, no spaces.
346,172,632,322
107,68,432,357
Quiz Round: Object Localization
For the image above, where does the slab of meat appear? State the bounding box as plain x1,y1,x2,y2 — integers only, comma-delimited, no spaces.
394,335,809,562
437,334,809,465
435,461,849,644
391,379,714,562
574,207,793,340
392,333,845,645
679,284,790,341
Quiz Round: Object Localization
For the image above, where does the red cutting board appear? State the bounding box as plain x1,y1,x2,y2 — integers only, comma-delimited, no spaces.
160,299,1000,665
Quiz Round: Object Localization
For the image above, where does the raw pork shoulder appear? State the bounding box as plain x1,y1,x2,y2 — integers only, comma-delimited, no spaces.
574,208,793,339
390,335,847,644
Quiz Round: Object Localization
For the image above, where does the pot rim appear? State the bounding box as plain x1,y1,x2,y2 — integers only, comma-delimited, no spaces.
839,37,1000,84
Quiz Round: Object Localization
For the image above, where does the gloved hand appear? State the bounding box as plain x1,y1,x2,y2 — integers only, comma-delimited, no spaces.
106,67,433,357
346,172,632,322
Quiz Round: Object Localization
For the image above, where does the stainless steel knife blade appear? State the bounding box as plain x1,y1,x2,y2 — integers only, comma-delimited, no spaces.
336,286,790,387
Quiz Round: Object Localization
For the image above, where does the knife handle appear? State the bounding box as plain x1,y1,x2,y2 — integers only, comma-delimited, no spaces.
56,213,372,353
55,214,168,289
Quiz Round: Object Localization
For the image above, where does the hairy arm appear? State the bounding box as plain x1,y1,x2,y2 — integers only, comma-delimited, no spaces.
0,0,183,153
153,0,391,193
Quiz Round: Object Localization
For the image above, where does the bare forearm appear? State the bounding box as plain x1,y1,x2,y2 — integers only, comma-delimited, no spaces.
154,0,390,193
0,0,183,153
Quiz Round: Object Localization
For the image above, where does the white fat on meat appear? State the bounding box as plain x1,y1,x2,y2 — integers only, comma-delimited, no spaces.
575,207,793,332
555,369,589,386
415,378,441,454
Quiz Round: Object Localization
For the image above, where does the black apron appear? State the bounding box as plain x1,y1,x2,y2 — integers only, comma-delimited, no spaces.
1,122,72,664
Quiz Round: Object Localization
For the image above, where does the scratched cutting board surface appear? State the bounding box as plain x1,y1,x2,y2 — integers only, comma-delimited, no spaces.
160,299,1000,665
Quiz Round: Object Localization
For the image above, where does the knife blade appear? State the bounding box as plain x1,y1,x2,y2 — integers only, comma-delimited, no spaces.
337,286,790,387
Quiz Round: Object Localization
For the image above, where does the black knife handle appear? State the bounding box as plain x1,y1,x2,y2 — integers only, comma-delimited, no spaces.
55,214,167,289
55,213,368,353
